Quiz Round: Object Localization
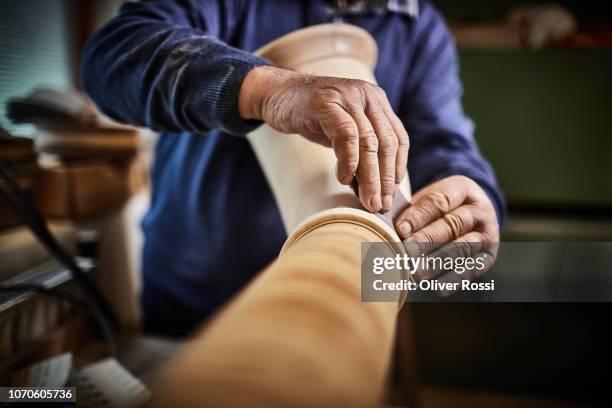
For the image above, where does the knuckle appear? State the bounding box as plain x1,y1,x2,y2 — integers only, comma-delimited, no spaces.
380,135,398,152
364,82,383,95
454,175,479,191
364,100,383,116
406,207,429,230
360,133,379,153
398,131,409,148
409,231,428,245
346,81,361,94
454,236,470,245
472,205,497,230
380,174,396,188
442,213,464,240
426,192,452,214
334,122,358,141
349,80,368,96
469,204,490,227
312,87,336,102
374,85,387,97
418,231,435,244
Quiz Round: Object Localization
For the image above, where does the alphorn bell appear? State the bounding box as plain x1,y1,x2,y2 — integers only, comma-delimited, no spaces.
150,24,411,408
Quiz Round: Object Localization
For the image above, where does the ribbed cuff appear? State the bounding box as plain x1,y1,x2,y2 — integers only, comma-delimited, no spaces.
182,42,271,136
215,56,271,135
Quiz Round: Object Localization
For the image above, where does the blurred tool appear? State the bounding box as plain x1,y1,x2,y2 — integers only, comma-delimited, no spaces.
509,4,577,49
6,88,145,220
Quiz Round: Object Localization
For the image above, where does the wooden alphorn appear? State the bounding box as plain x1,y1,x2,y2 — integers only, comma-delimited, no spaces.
150,24,411,408
151,219,403,408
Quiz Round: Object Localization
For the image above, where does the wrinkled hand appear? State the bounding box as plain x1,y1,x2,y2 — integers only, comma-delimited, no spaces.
394,176,500,288
239,66,409,212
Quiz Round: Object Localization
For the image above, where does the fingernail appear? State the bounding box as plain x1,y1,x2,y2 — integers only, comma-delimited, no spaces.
368,195,382,212
382,195,392,212
397,221,411,237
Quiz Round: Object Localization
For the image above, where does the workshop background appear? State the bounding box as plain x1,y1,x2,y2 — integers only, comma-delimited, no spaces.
1,0,611,406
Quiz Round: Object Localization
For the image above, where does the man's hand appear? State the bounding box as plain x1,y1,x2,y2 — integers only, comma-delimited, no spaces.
394,175,500,286
239,66,409,213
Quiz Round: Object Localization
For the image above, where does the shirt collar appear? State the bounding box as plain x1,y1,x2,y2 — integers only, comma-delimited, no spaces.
325,0,419,19
386,0,419,17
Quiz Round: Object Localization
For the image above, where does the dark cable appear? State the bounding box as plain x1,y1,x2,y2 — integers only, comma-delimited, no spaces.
0,160,118,330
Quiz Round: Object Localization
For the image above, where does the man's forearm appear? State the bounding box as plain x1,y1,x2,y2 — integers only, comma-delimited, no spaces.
82,0,270,135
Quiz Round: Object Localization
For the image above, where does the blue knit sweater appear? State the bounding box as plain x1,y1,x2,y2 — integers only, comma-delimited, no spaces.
82,0,505,336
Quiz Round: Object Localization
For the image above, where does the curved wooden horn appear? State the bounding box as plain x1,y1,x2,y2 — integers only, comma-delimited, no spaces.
150,25,411,408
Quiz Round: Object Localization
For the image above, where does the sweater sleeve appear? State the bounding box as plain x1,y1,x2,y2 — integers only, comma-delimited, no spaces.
81,0,270,135
399,1,507,228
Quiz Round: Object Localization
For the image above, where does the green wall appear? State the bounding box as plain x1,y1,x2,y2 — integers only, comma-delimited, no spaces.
459,49,612,207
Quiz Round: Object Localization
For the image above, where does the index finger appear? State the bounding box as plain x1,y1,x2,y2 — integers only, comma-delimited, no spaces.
349,108,382,212
395,181,469,238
